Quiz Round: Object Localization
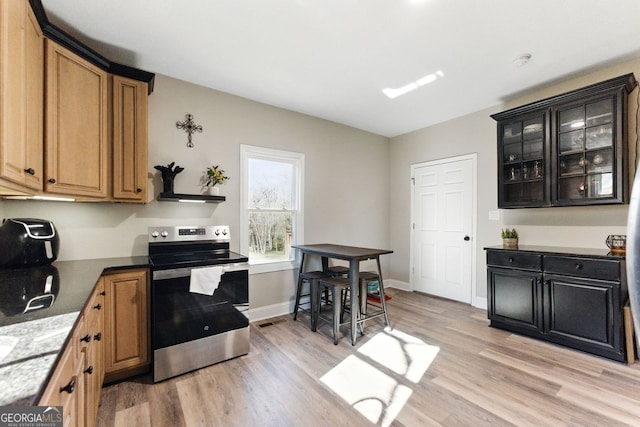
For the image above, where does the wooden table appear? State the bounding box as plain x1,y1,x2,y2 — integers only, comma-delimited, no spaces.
291,243,393,345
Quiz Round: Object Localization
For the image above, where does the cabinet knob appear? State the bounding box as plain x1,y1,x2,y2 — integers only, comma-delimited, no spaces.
136,188,142,193
464,235,470,241
60,379,75,394
93,303,102,310
24,168,35,175
508,257,514,263
100,291,106,296
94,332,102,341
48,178,56,184
575,264,583,270
80,334,91,343
84,365,94,375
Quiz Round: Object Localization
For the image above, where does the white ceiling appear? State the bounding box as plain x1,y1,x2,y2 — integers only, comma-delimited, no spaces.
41,0,640,138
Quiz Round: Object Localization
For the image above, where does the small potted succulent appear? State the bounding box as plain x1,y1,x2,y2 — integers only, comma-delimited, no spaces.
501,228,519,249
201,165,230,195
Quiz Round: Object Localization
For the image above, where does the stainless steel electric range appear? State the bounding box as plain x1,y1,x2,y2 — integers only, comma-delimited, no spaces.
148,225,249,382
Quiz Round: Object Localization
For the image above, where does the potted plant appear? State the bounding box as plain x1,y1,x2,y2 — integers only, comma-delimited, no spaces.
201,165,229,195
501,228,519,249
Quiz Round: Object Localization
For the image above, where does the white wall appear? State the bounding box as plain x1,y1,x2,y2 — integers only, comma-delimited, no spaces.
1,74,390,311
389,57,640,302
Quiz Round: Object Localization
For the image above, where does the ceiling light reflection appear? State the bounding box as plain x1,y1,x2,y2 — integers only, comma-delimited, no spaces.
383,70,444,99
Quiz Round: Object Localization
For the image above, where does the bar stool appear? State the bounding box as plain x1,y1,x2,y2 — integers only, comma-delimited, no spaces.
324,265,349,277
315,276,352,344
358,271,391,329
293,271,331,328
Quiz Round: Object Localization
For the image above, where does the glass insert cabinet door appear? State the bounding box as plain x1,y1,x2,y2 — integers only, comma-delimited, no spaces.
555,96,617,204
499,113,548,207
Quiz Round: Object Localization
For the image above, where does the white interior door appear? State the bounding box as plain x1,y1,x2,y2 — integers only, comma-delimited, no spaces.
412,157,473,303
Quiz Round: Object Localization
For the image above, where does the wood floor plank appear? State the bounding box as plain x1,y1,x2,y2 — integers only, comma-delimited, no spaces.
113,401,151,427
96,288,640,426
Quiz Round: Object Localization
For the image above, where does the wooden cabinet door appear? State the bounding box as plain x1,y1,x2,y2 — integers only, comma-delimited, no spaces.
104,269,149,380
46,40,109,198
543,274,624,361
112,75,148,202
83,283,105,427
488,267,542,335
0,0,43,190
39,327,82,427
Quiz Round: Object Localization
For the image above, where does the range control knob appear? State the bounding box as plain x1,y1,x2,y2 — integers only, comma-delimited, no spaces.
214,229,220,236
151,231,159,239
161,230,169,238
222,228,228,235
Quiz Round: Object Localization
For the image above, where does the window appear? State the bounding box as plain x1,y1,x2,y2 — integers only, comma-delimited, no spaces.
240,145,304,273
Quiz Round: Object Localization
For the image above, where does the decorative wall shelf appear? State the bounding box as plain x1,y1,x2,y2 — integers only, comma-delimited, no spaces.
157,192,225,203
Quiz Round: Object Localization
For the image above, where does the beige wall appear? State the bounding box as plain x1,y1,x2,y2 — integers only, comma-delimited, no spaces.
389,57,640,303
1,74,390,312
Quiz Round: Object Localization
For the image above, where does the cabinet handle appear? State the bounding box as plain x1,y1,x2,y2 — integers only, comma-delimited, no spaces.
80,334,91,343
60,379,75,394
84,365,94,375
100,291,106,296
94,332,102,341
93,303,102,310
24,168,35,175
136,188,142,193
575,264,582,270
48,178,56,184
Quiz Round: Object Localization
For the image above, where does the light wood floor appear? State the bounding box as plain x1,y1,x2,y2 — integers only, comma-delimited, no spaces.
96,289,640,426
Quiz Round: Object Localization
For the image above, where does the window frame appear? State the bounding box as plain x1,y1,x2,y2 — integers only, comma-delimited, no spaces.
240,144,304,274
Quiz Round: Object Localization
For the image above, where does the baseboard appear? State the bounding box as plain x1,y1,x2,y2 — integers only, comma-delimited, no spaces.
248,301,293,322
385,279,411,292
247,284,486,322
473,296,487,310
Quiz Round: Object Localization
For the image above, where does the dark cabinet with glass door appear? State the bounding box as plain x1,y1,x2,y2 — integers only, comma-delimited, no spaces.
554,94,625,205
498,112,549,207
492,73,636,208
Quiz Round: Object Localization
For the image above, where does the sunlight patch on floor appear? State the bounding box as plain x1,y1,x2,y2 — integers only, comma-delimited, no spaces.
358,328,439,383
320,355,412,426
320,329,440,425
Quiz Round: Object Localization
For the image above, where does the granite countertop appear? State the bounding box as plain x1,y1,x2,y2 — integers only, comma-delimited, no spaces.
484,244,625,260
0,256,149,406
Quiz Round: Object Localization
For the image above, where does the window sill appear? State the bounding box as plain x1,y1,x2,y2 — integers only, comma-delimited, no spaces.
249,260,298,275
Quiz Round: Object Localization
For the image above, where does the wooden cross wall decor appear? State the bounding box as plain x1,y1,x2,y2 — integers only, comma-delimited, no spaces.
176,113,203,147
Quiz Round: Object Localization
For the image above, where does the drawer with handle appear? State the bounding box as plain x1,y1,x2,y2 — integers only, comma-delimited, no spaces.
487,250,542,271
543,256,621,281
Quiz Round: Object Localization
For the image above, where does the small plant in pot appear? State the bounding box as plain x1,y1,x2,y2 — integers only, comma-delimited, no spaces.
201,165,230,195
501,228,519,249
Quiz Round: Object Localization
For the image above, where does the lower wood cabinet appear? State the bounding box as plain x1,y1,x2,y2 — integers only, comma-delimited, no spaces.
103,268,150,383
486,247,627,362
39,281,104,427
38,267,149,426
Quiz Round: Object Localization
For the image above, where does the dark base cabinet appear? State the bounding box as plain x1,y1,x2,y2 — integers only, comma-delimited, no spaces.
486,246,627,362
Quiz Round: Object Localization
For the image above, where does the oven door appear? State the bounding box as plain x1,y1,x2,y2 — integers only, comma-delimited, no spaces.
151,263,249,351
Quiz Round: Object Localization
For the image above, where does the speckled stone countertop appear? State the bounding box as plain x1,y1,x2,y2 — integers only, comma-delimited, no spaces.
0,256,149,405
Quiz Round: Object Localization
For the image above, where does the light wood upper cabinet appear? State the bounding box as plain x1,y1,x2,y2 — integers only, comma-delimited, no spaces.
112,75,148,202
45,39,109,198
0,0,44,192
104,268,150,382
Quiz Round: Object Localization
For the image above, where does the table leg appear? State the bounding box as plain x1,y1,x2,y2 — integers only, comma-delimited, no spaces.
376,257,391,328
349,260,360,345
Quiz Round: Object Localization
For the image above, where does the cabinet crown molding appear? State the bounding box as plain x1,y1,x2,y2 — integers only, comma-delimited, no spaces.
491,73,637,121
28,0,155,93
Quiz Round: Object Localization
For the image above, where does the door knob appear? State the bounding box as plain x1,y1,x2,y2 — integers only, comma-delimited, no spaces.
464,236,470,241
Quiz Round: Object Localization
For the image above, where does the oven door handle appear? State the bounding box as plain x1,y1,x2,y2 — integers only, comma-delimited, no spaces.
152,262,249,281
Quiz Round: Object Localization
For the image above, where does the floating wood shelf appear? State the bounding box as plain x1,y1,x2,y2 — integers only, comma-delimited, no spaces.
157,192,225,203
